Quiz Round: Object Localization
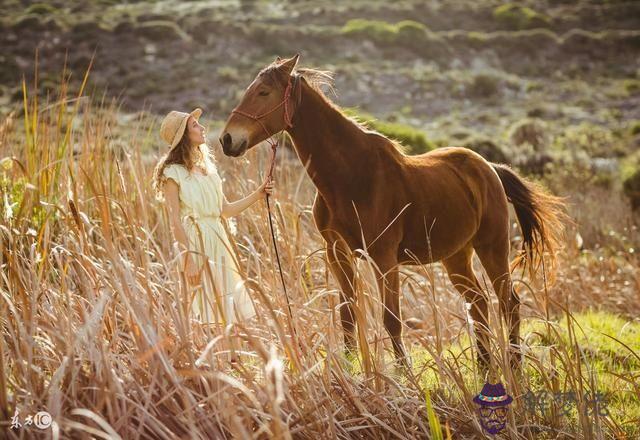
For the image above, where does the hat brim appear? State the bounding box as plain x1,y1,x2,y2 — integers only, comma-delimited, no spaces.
473,395,513,407
169,108,203,149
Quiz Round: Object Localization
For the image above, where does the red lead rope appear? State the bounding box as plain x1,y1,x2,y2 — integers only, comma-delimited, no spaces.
231,78,299,350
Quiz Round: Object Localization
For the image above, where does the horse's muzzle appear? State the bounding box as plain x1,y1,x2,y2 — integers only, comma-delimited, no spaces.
220,133,247,157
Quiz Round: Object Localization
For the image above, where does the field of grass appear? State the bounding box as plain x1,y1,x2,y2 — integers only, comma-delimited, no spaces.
0,48,638,438
1,0,640,438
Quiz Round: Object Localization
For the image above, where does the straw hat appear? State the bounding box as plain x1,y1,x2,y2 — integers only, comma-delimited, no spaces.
159,108,203,149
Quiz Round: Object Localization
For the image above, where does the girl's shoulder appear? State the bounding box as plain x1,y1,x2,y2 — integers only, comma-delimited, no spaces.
163,163,190,184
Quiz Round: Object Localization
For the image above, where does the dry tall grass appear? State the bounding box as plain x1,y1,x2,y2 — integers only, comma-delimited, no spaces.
1,60,638,439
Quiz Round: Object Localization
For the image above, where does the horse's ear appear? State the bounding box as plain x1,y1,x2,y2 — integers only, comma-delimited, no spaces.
275,56,282,62
280,54,300,75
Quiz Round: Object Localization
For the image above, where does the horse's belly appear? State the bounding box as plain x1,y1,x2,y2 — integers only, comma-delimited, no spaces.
397,215,477,264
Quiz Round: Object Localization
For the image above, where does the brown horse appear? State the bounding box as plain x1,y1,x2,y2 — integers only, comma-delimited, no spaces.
219,54,567,370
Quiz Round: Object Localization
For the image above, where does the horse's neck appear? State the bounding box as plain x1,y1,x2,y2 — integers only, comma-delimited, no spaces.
286,84,371,204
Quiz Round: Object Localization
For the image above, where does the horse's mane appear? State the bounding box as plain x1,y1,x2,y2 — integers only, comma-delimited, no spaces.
260,63,410,155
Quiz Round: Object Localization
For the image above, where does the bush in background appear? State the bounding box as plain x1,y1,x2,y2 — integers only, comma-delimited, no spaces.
468,73,501,99
508,118,548,150
493,3,551,30
341,18,399,43
622,155,640,210
340,19,449,57
341,19,430,43
455,136,508,163
343,108,435,155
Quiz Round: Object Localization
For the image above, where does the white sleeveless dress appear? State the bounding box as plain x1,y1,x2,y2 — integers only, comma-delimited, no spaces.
163,162,257,325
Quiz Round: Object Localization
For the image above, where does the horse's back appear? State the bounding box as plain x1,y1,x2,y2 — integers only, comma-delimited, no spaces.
407,146,492,169
397,147,508,264
405,146,504,196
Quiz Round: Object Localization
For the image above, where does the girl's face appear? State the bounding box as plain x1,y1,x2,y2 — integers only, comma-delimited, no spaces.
186,116,206,147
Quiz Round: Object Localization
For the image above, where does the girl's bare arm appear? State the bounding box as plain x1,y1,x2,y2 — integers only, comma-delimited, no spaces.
221,178,272,218
164,179,191,261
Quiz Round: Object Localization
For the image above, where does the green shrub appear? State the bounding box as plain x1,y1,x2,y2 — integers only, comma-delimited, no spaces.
343,108,435,155
456,136,508,163
341,19,397,42
24,3,58,15
468,73,500,98
526,106,547,118
341,19,429,45
518,151,554,176
623,167,640,210
340,19,449,58
493,4,551,30
624,79,640,95
370,120,435,155
217,66,240,82
396,20,429,43
553,122,628,158
466,31,488,45
508,118,547,149
11,14,43,30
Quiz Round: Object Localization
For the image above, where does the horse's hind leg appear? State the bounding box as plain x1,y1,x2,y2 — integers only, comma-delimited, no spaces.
443,247,491,371
326,239,358,356
375,254,410,369
475,238,521,371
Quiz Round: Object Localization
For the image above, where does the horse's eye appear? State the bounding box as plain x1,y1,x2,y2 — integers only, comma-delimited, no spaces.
258,90,269,96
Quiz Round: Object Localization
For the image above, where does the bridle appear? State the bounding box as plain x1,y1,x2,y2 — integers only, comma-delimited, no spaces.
230,74,299,156
229,74,301,351
230,73,300,188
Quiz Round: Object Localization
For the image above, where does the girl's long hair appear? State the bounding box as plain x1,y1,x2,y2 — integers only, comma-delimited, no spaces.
152,129,217,202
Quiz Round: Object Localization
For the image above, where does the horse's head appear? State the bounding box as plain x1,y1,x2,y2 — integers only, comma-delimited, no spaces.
219,54,299,157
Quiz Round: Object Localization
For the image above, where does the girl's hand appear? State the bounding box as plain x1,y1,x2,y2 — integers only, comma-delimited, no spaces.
184,255,202,286
260,177,275,196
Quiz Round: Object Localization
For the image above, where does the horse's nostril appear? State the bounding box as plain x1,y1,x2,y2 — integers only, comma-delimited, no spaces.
220,133,232,148
239,140,247,151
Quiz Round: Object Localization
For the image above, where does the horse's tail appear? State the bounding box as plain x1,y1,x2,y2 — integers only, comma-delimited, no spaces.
492,163,569,282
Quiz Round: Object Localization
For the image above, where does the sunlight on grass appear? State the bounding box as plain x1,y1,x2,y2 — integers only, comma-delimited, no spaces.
393,311,640,437
1,49,638,439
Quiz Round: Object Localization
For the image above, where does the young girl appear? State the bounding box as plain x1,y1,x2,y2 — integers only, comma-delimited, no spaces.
152,107,273,331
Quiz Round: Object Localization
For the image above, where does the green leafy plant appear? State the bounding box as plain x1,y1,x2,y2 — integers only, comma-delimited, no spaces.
493,3,551,30
343,108,435,155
